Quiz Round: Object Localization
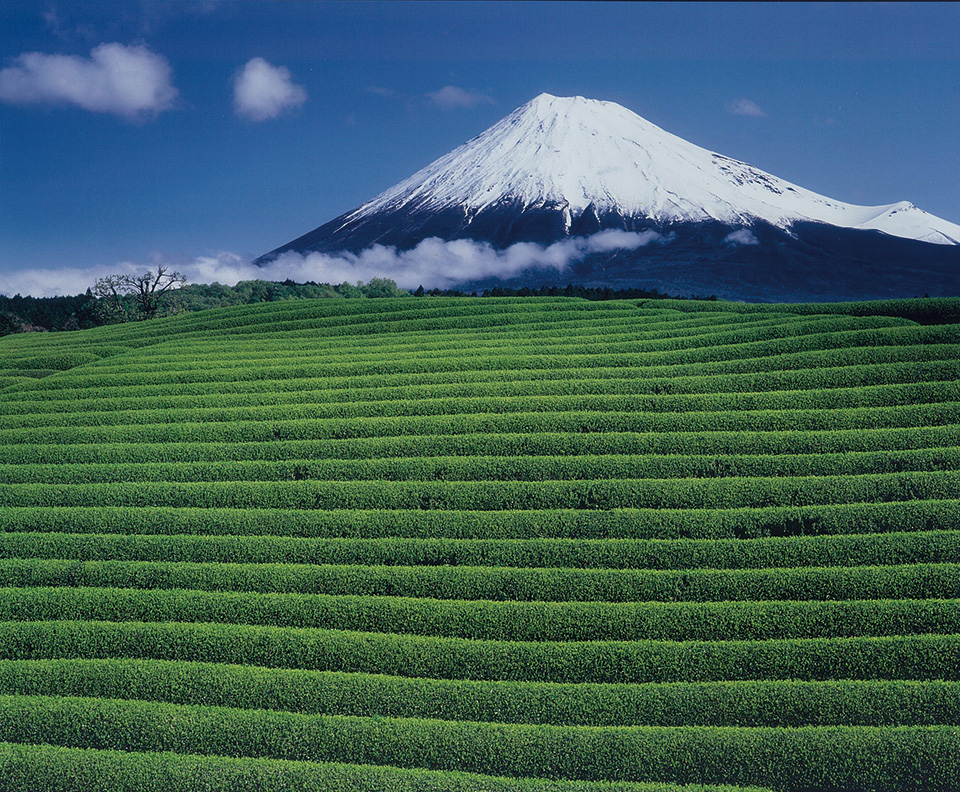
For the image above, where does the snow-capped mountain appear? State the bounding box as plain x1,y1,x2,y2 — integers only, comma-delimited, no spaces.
256,93,959,300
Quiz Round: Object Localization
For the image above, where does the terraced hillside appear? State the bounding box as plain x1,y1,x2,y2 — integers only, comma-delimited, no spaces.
0,296,958,792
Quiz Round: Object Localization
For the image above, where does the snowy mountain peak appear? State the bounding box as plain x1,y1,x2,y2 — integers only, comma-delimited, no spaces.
339,94,959,246
517,92,622,121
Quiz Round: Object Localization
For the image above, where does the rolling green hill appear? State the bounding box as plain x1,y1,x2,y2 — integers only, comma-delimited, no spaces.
1,296,958,792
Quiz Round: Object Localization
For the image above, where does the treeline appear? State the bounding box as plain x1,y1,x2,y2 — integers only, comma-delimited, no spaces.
0,279,412,336
415,284,691,300
0,278,691,336
5,276,956,337
0,294,99,335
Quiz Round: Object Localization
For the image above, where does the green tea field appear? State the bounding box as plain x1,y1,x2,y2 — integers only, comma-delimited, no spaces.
0,296,958,792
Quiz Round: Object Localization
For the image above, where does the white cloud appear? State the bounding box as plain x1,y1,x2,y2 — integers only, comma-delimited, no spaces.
0,231,668,297
257,230,664,290
233,58,307,121
726,98,766,117
724,229,760,246
1,259,163,298
426,85,494,109
0,42,178,120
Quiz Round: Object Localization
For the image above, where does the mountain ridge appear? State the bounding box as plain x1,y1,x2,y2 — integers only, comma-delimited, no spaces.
255,93,959,301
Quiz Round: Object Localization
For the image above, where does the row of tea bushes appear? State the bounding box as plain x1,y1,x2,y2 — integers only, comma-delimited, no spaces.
3,503,957,542
2,695,958,791
4,658,958,727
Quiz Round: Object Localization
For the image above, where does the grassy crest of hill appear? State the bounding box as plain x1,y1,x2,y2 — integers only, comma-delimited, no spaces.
3,278,959,337
0,296,958,791
648,296,960,324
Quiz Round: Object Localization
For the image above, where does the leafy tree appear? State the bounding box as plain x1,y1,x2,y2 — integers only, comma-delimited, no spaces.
335,281,365,299
360,278,407,298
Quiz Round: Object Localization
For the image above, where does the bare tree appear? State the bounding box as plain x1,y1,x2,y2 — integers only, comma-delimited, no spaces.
124,266,187,318
93,266,187,321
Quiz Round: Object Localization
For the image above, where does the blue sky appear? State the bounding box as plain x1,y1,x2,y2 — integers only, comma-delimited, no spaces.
1,1,958,296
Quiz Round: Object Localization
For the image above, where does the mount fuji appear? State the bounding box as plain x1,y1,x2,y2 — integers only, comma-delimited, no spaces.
256,93,960,301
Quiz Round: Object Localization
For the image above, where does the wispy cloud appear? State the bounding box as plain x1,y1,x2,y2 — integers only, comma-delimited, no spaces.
725,98,766,118
724,229,760,246
41,5,98,42
0,42,178,121
365,85,397,98
42,7,68,38
426,85,494,110
233,57,307,121
1,231,668,297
